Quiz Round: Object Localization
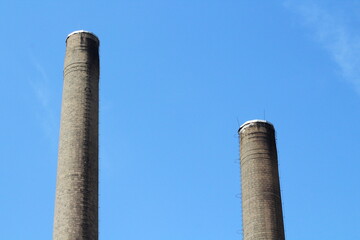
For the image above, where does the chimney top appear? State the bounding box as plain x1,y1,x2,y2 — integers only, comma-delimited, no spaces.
66,30,99,45
238,119,274,134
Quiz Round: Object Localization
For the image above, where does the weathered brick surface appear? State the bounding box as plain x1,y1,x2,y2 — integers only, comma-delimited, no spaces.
53,31,99,240
239,121,285,240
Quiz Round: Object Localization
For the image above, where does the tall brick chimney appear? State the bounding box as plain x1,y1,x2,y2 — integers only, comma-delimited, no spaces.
238,120,285,240
53,30,100,240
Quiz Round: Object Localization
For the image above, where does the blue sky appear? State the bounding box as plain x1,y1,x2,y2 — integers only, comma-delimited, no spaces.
1,0,360,239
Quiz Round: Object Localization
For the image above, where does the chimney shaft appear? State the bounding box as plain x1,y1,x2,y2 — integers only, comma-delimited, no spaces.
53,31,99,240
239,120,285,240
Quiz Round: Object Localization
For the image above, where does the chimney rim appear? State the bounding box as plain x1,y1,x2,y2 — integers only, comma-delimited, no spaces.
66,30,99,45
238,119,274,134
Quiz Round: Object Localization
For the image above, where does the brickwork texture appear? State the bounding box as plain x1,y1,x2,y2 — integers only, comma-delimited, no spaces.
53,31,99,240
239,120,285,240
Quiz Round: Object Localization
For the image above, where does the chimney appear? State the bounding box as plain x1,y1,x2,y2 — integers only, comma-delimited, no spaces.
53,31,100,240
238,120,285,240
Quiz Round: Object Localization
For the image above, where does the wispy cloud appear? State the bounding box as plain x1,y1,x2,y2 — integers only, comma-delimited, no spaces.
30,60,50,108
28,51,57,143
285,1,360,93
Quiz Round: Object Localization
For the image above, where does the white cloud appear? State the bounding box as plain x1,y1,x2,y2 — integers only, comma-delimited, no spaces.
29,60,50,108
285,1,360,92
28,52,57,143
